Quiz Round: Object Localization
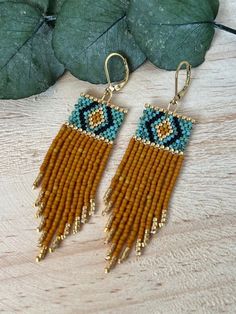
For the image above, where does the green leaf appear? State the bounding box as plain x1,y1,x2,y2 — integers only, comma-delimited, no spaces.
48,0,66,14
53,0,146,84
0,2,64,99
127,0,219,70
0,0,49,12
26,0,49,12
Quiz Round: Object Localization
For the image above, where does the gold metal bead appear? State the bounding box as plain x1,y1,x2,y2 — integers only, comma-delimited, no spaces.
36,246,48,262
104,213,114,233
63,223,71,238
38,231,46,245
73,217,81,234
81,206,88,224
35,204,44,218
49,236,62,252
142,229,150,247
88,199,96,216
32,172,43,189
104,256,118,273
118,247,130,263
35,190,44,207
103,188,112,204
104,228,115,244
135,239,142,256
37,217,46,232
102,201,112,216
105,243,116,260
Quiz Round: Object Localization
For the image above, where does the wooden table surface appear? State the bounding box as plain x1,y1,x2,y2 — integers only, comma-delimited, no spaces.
0,1,236,313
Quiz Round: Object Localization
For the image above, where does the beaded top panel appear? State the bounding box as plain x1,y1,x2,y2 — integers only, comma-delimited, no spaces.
68,94,127,142
135,105,194,152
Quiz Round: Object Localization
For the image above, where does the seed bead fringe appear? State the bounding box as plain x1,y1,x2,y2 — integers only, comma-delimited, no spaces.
83,142,104,215
36,129,83,216
38,126,74,192
36,128,81,221
104,142,184,272
33,124,70,189
135,149,166,249
104,138,136,205
151,154,179,232
109,145,160,263
103,141,145,231
68,140,103,229
54,137,98,240
105,142,149,240
90,143,112,203
159,155,184,222
34,123,113,261
74,139,102,222
107,144,154,242
142,152,173,245
40,135,94,251
105,139,141,211
126,149,164,256
106,140,147,226
104,143,156,270
40,131,86,223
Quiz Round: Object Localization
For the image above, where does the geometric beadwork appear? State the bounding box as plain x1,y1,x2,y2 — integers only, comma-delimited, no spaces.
68,94,126,142
136,105,194,152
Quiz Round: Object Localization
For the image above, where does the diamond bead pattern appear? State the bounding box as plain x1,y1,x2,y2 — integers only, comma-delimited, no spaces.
136,107,193,152
68,96,125,141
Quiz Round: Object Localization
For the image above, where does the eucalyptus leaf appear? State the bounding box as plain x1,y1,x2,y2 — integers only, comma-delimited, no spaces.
48,0,66,14
0,0,49,12
127,0,219,70
53,0,146,84
26,0,49,12
0,2,64,99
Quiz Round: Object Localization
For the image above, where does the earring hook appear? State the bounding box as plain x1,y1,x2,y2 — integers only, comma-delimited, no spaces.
102,52,129,103
168,61,191,112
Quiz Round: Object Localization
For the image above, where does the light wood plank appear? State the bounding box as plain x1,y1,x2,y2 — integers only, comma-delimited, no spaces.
0,1,236,313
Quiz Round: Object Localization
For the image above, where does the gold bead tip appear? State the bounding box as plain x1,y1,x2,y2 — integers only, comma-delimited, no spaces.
102,201,112,216
88,199,96,216
151,217,159,234
135,240,142,256
35,246,48,262
63,223,71,237
103,188,112,204
142,230,150,247
104,256,118,273
49,236,62,252
35,204,44,219
81,206,88,224
73,217,81,234
34,191,44,207
118,247,130,263
104,229,114,244
32,172,43,189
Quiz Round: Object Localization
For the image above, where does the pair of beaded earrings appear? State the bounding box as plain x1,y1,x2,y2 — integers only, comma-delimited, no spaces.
33,52,195,272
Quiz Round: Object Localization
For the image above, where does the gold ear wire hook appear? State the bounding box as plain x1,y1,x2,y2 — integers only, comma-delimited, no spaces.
102,52,129,103
168,61,191,112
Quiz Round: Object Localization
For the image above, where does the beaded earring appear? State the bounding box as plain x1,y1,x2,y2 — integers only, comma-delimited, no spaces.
103,61,195,272
33,52,129,262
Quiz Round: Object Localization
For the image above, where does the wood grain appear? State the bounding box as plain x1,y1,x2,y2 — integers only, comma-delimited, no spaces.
0,1,236,313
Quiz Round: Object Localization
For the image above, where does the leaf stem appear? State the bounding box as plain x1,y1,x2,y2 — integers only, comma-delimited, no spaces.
213,22,236,35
